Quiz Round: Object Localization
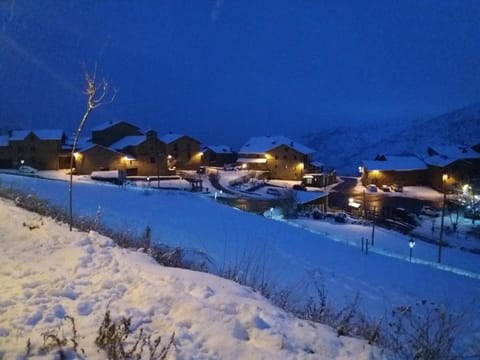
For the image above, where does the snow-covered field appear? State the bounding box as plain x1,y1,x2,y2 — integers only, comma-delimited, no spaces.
1,171,479,357
0,197,382,359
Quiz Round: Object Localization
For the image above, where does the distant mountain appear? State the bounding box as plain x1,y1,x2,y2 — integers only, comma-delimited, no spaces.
302,104,480,175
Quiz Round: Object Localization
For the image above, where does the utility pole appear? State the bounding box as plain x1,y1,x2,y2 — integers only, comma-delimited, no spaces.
438,174,447,263
371,206,376,246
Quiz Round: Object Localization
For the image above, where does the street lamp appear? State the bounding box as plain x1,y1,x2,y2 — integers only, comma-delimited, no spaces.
438,173,448,263
409,238,415,262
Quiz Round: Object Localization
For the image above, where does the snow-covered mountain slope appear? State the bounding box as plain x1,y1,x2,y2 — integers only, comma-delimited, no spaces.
303,104,480,175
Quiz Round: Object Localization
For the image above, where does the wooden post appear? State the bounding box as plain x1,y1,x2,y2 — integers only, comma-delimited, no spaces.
363,190,367,219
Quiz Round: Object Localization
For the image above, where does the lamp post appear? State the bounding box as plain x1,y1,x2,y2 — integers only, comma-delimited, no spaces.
409,238,415,262
157,153,161,189
438,173,447,263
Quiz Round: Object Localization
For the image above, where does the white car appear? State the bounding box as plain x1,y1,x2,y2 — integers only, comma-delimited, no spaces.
366,184,378,192
18,165,38,174
420,206,440,217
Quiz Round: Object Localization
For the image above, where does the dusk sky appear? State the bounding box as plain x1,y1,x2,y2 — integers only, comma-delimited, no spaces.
1,1,479,147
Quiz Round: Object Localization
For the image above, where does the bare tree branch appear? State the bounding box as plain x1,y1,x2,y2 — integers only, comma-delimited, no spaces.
69,68,115,231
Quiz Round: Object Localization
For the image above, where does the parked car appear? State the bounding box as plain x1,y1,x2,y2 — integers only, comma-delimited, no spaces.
381,185,390,192
420,205,440,217
334,212,347,223
18,165,38,174
292,184,307,191
312,209,325,219
392,207,419,225
390,184,403,192
366,184,378,192
196,166,206,174
223,163,237,171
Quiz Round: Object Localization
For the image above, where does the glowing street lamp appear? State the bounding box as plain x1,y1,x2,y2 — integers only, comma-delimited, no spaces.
409,238,415,262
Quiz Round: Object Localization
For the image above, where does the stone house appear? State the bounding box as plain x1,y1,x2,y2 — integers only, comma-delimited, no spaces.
360,154,428,187
423,145,480,192
8,129,68,170
160,133,202,170
110,130,168,176
74,144,125,175
201,145,237,167
237,136,320,180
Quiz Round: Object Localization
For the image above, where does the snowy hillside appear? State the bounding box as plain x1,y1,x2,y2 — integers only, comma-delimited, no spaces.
1,172,480,358
0,197,382,359
303,104,480,175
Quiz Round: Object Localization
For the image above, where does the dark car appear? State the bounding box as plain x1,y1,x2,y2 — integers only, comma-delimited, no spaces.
391,184,403,192
392,207,418,225
292,184,307,191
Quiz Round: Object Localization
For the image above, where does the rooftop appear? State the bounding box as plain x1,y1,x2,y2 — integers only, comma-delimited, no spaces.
204,145,234,154
10,129,65,141
239,136,315,155
90,120,139,132
362,155,428,171
160,133,184,144
424,145,480,167
110,135,146,150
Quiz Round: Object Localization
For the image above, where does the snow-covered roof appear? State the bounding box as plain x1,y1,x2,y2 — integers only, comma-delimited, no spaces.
110,136,146,150
203,145,233,154
424,145,480,167
311,161,325,168
65,136,92,150
294,190,328,205
74,136,92,150
0,135,9,147
77,143,125,155
91,120,139,132
362,155,427,171
160,133,184,144
239,136,315,155
10,129,65,141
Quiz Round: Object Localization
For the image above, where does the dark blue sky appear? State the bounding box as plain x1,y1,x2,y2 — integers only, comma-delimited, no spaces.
1,1,479,147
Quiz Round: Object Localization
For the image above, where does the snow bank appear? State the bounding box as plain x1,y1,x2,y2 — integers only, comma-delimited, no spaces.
0,197,383,359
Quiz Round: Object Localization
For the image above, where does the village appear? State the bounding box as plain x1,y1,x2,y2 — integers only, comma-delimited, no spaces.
1,120,479,250
1,119,479,197
1,120,479,187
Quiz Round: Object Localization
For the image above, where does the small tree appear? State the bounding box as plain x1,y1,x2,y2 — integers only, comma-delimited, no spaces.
69,68,115,231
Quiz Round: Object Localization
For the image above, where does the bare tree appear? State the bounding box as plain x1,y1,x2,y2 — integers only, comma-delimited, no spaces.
69,69,115,231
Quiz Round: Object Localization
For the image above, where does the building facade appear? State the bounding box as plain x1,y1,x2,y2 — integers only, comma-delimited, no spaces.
360,155,428,187
161,133,202,170
238,136,319,180
9,130,67,170
110,130,168,176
